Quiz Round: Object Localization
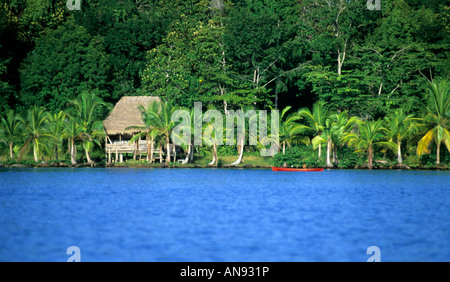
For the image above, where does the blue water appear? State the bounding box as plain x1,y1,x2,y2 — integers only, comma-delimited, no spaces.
0,168,449,262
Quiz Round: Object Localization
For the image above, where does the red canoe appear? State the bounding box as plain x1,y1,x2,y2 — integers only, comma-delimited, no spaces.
271,167,324,172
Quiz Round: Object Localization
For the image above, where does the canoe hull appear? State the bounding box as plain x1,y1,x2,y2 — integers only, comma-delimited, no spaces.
271,167,324,172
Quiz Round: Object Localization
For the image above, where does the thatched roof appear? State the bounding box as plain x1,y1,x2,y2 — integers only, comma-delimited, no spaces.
103,96,160,136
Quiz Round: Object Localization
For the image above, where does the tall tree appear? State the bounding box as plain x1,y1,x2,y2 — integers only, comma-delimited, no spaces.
0,109,23,159
417,80,450,164
48,111,67,161
63,115,83,166
20,105,53,162
127,101,166,163
69,91,107,164
384,108,418,165
225,0,305,108
279,106,309,154
19,20,110,112
143,100,179,165
343,119,389,169
297,101,330,158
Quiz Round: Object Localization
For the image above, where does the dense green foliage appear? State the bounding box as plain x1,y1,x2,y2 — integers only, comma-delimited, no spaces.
0,0,449,167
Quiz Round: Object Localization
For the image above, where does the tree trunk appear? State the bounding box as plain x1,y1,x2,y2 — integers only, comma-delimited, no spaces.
33,141,38,162
283,142,286,154
208,142,218,166
397,141,403,164
166,136,171,164
148,139,154,163
274,79,279,109
85,148,93,164
9,143,13,159
368,145,373,169
54,144,59,161
189,144,194,163
173,144,176,162
146,135,150,161
436,141,440,165
333,147,337,164
71,138,77,165
181,144,191,164
318,143,322,158
159,145,162,163
230,140,244,166
326,139,333,168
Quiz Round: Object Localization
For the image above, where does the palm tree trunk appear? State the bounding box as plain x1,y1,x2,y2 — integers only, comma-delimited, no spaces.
159,145,162,163
55,144,59,161
182,143,192,164
230,141,244,166
326,139,333,168
71,138,77,165
33,141,38,162
189,144,194,162
146,135,150,161
282,142,286,154
397,141,403,164
436,141,441,165
149,140,154,163
368,145,373,169
318,143,322,158
166,135,171,164
9,143,13,159
208,142,218,166
85,148,93,164
333,147,337,164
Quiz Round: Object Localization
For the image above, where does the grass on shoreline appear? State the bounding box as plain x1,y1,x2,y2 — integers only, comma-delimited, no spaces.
1,153,449,170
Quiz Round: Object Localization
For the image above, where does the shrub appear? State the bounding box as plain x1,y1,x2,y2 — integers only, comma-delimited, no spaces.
336,147,365,168
272,145,325,168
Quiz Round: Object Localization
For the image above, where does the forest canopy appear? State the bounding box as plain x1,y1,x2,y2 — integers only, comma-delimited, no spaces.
0,0,447,116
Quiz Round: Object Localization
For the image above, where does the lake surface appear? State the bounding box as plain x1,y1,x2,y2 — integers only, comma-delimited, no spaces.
0,168,449,262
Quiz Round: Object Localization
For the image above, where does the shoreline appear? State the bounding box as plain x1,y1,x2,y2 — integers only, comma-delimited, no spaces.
0,161,449,171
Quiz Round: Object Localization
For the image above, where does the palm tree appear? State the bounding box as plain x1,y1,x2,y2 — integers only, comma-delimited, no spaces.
330,111,358,164
0,109,24,159
63,115,83,165
48,111,67,161
70,91,107,164
223,108,258,166
20,106,53,162
202,113,223,167
384,108,418,165
127,101,163,163
417,80,450,164
297,101,329,158
311,111,358,167
311,117,334,167
143,100,178,165
279,106,309,155
171,107,198,165
343,119,390,169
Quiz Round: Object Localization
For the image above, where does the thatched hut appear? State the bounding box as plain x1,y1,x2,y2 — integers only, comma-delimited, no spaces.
103,96,161,163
